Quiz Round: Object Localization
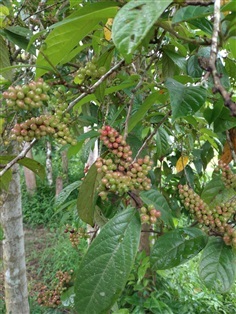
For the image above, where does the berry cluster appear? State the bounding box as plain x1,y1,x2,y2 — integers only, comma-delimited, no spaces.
3,79,50,110
75,58,106,83
37,270,73,308
64,225,89,247
95,126,153,200
140,204,161,224
179,184,236,248
10,114,77,145
216,160,236,189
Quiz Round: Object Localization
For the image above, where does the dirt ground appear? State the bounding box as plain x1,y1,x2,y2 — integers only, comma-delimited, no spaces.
0,227,53,307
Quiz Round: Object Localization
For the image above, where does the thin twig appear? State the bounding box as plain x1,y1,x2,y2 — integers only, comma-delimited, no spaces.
65,59,125,112
208,0,236,116
133,111,171,162
0,139,37,177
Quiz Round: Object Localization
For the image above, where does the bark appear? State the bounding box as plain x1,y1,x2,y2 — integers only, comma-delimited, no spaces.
23,148,36,195
0,163,29,314
55,176,63,197
61,150,68,182
46,141,53,186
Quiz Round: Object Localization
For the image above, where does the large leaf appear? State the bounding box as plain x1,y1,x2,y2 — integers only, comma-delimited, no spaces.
199,237,236,293
165,78,206,120
151,227,208,270
200,177,225,205
0,156,45,180
77,162,102,226
0,36,12,80
140,189,174,228
36,3,118,77
74,208,141,314
112,0,172,56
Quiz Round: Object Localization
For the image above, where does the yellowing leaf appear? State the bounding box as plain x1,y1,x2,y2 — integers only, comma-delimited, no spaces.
220,128,236,164
176,156,189,173
104,18,113,41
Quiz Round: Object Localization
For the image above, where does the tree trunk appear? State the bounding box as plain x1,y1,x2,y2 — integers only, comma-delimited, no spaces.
46,141,53,186
23,147,36,195
55,176,63,197
61,150,68,183
0,163,30,314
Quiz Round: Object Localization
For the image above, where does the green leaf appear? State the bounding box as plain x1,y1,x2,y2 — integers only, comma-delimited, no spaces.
112,0,172,56
162,51,175,79
36,3,118,77
128,92,160,133
199,237,236,293
172,5,214,24
74,207,141,314
151,227,208,270
77,162,102,226
165,78,206,121
3,27,36,55
0,156,45,180
187,55,203,78
0,169,12,191
140,189,174,228
55,180,81,208
0,35,12,80
155,127,171,159
163,48,186,71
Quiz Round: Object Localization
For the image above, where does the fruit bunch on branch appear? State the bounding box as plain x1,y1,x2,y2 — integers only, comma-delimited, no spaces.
95,125,153,200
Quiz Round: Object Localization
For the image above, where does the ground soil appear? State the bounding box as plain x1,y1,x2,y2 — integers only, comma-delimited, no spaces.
0,226,53,308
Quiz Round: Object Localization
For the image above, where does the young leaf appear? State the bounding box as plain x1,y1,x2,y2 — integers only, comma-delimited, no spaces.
151,228,208,270
165,78,206,120
140,189,174,228
36,3,118,77
77,162,102,226
199,237,236,293
74,208,141,314
112,0,172,56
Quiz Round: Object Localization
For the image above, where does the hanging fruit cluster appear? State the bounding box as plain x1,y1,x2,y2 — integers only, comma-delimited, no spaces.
216,160,236,189
178,184,236,248
64,225,90,247
37,270,73,308
3,78,50,110
4,78,77,146
140,204,161,224
95,125,153,200
10,113,77,145
74,57,106,83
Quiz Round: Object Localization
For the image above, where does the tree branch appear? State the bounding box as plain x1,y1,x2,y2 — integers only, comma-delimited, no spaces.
0,139,37,177
208,0,236,116
65,59,125,112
